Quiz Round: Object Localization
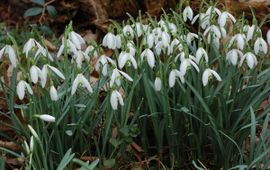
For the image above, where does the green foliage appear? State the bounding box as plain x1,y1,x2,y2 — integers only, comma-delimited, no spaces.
0,1,270,169
24,0,57,20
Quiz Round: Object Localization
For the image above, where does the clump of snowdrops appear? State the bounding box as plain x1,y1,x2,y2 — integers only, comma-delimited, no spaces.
1,2,270,169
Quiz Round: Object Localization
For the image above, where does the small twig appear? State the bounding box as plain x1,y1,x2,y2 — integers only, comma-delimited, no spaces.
38,0,56,25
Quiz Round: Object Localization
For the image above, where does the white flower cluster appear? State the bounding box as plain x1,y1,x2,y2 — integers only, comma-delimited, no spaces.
1,4,268,114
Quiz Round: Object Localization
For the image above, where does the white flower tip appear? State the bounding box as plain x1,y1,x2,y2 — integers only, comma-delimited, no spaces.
38,114,56,122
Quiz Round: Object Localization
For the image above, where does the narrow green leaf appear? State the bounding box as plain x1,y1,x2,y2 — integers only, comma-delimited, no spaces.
73,158,99,170
56,148,75,170
24,7,43,18
0,158,5,170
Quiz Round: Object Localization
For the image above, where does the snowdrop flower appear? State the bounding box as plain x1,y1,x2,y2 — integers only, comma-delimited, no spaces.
0,45,17,67
134,22,143,37
85,45,98,58
169,69,185,88
28,125,40,140
115,35,122,49
36,65,65,88
267,30,270,45
40,66,48,88
195,48,208,64
154,77,162,91
153,28,162,43
110,90,124,110
169,38,183,54
102,32,117,49
254,37,268,55
180,58,200,76
37,114,56,122
192,13,211,29
146,33,154,48
127,42,136,56
218,11,236,27
73,50,89,69
160,31,171,47
202,68,222,86
16,80,33,100
123,25,134,39
244,25,260,41
110,68,133,88
158,20,166,28
71,73,93,95
206,6,221,16
229,34,246,50
204,25,222,39
50,86,58,101
141,48,155,68
57,39,77,58
186,33,198,45
23,38,53,61
68,31,85,50
239,52,258,69
23,38,35,57
154,41,167,56
183,6,193,22
118,51,137,69
30,65,41,84
226,49,243,66
95,54,116,76
168,23,177,35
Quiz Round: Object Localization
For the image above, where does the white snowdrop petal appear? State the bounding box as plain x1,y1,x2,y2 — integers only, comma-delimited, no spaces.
81,75,93,93
202,69,210,86
28,125,40,140
70,31,84,50
246,54,255,69
169,70,176,88
50,86,58,101
17,81,25,100
180,60,189,76
227,12,236,23
23,38,35,57
118,52,129,69
119,70,133,82
6,46,17,67
210,70,222,81
30,66,39,84
115,35,122,49
57,44,64,58
146,51,155,68
129,55,138,69
147,33,154,48
154,77,162,91
48,65,65,80
110,91,118,110
40,66,48,88
254,37,268,54
39,114,56,122
218,13,227,27
24,82,33,95
267,30,270,45
71,76,80,95
183,6,193,22
116,91,124,106
29,136,35,152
